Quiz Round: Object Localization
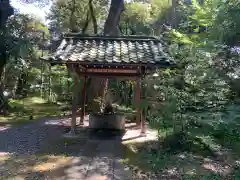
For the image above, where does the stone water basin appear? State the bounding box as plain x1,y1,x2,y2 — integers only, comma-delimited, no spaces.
89,113,125,130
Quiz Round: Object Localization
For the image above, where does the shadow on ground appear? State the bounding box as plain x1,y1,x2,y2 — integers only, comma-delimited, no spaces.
0,118,135,179
1,114,240,179
121,122,240,179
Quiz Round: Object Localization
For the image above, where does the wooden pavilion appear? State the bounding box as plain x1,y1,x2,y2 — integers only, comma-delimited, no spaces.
42,33,175,134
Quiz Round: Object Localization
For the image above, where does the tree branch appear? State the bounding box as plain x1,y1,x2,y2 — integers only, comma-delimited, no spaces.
70,0,77,32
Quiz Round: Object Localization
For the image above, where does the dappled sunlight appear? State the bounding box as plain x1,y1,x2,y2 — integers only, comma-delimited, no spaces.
0,152,11,161
84,174,109,180
0,96,67,127
0,153,74,180
1,116,239,179
185,168,197,176
164,167,179,176
44,157,90,180
235,160,240,166
122,128,158,144
24,97,47,104
44,117,71,126
202,158,232,176
0,125,11,131
196,135,225,154
121,132,239,179
10,97,47,105
1,112,240,179
5,176,25,180
32,155,73,172
1,154,39,179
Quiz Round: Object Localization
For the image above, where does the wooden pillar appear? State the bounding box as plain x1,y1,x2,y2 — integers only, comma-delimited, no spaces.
135,77,141,125
136,77,146,134
48,64,51,102
80,76,87,125
141,101,146,135
141,77,147,134
71,74,78,133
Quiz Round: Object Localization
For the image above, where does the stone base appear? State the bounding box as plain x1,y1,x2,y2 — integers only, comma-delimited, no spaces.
62,129,80,138
79,121,84,125
89,113,125,130
140,131,147,137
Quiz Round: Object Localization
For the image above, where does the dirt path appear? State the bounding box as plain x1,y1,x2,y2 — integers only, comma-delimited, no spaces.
44,136,131,180
1,116,155,180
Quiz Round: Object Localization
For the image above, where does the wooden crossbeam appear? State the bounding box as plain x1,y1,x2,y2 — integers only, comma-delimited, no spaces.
86,68,137,74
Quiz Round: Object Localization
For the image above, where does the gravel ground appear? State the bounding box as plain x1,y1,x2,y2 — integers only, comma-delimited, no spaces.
0,116,69,155
0,116,134,179
0,117,160,179
1,117,235,179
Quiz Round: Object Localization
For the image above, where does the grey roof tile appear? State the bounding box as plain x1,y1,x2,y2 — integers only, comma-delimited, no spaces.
45,34,176,67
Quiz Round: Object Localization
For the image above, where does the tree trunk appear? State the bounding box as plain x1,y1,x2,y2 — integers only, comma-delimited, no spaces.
102,0,124,109
171,0,177,28
0,1,14,114
70,0,78,32
103,0,124,36
0,66,8,114
87,0,124,112
89,0,98,34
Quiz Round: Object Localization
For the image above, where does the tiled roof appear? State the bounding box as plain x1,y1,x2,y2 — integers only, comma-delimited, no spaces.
45,34,175,67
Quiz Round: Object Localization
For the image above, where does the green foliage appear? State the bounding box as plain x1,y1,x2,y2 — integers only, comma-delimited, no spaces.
146,46,230,131
0,13,50,99
47,0,107,34
1,0,240,178
0,97,66,126
120,0,171,35
6,14,36,60
212,0,240,46
177,0,240,47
